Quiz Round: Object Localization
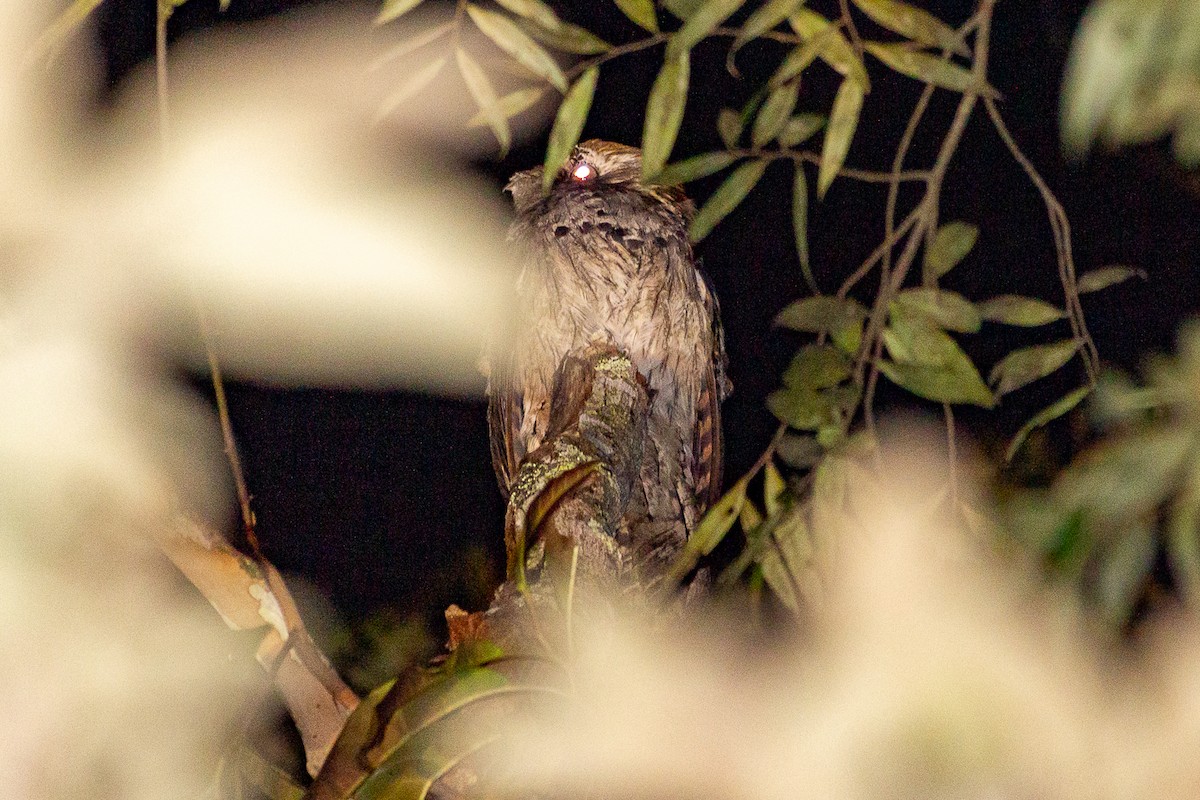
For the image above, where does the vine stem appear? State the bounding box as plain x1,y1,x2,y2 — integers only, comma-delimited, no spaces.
155,0,261,554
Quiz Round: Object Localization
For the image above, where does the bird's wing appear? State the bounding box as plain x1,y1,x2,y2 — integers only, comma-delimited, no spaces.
694,270,731,512
486,352,524,498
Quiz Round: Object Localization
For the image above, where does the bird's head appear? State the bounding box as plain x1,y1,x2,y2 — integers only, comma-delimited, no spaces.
505,139,690,219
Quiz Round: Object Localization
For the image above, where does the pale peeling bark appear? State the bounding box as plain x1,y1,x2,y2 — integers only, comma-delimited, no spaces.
159,518,358,777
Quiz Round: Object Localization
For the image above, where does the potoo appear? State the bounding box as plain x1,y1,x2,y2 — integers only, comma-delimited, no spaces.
488,139,731,574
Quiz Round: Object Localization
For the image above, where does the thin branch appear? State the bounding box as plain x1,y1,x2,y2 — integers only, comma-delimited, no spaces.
983,96,1100,382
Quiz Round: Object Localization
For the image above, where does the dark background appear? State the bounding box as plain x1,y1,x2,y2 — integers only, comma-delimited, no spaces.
95,0,1199,628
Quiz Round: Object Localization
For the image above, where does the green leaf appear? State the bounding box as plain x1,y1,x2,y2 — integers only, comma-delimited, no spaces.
1077,265,1146,293
730,0,806,66
669,478,748,582
978,295,1066,327
642,51,691,180
1005,385,1091,461
542,67,599,193
1094,523,1156,626
776,434,824,469
783,344,851,390
864,42,997,97
689,159,767,241
455,48,511,156
893,287,981,333
792,164,816,293
375,0,425,26
767,387,840,430
614,0,659,31
759,512,814,612
667,0,747,60
494,0,561,29
818,77,865,197
739,498,764,532
466,86,546,127
989,339,1082,397
788,9,870,89
852,0,966,55
517,18,611,54
717,107,743,148
662,0,706,20
878,359,995,407
774,296,868,332
305,680,397,799
370,22,455,71
778,113,825,147
26,0,108,62
377,57,448,118
752,81,801,147
764,461,786,516
656,151,738,185
1168,474,1200,608
923,220,978,280
467,5,568,92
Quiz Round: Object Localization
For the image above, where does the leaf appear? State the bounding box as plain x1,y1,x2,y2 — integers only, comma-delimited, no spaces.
1168,474,1200,607
783,344,851,390
642,51,691,180
788,9,870,89
1077,265,1147,294
768,387,840,430
614,0,659,31
669,479,748,582
369,22,454,71
1005,385,1091,461
792,164,816,292
764,461,787,516
517,18,611,54
455,48,511,156
466,86,546,127
467,5,568,92
667,0,747,60
730,0,806,68
26,0,108,63
878,359,995,407
776,434,824,469
305,679,397,799
864,42,997,97
689,159,767,241
989,339,1082,397
1094,523,1156,626
752,81,801,147
542,67,599,193
774,296,868,332
663,0,706,20
759,513,814,612
717,108,743,148
377,57,448,118
376,0,425,26
852,0,966,55
893,287,981,333
656,151,738,185
778,113,825,147
978,295,1066,327
923,220,978,280
818,77,865,197
494,0,561,29
740,498,764,533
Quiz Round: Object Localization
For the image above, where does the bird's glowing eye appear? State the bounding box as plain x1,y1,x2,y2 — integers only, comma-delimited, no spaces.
571,162,594,181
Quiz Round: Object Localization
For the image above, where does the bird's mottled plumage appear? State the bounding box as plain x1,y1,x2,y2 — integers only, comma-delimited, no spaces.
489,140,731,571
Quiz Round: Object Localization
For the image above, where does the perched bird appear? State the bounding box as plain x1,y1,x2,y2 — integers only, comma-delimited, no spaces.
488,139,731,574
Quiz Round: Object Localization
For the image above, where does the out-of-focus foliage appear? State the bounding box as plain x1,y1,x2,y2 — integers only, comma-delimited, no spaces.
1062,0,1200,166
1007,322,1200,627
